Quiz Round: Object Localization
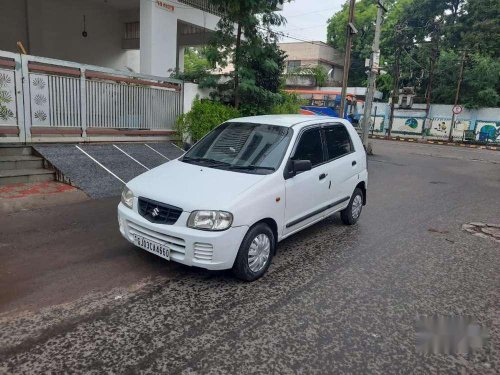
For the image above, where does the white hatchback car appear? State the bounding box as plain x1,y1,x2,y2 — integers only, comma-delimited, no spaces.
118,115,367,281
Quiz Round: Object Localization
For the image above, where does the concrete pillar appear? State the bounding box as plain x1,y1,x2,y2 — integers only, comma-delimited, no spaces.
178,46,185,72
140,0,178,76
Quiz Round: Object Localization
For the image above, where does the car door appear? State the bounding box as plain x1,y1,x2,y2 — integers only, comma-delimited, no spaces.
283,126,331,235
321,123,359,213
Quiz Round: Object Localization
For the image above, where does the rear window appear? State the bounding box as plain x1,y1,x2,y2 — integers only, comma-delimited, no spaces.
324,125,353,160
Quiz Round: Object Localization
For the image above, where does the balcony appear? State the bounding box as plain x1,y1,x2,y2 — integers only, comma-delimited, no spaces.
177,0,225,17
177,0,283,17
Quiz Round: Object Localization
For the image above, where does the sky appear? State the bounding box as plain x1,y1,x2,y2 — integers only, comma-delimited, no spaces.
276,0,345,43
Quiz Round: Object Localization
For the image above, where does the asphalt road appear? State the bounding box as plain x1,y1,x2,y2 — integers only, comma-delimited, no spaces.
1,140,499,374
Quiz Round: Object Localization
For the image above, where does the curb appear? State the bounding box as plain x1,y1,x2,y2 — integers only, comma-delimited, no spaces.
368,135,499,151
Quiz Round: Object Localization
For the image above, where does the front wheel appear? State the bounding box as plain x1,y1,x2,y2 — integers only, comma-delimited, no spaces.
232,223,275,281
340,188,364,225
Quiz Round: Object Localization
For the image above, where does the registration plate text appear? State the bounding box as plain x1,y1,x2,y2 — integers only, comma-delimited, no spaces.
133,234,170,260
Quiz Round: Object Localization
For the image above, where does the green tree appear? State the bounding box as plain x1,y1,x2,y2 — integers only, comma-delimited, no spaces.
327,0,383,86
430,50,460,104
206,0,288,112
174,47,211,84
184,48,210,74
459,0,500,58
461,54,500,108
270,92,304,114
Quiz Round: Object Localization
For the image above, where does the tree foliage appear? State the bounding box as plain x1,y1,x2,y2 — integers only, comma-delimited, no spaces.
327,0,388,86
173,47,211,84
326,0,500,107
175,99,240,142
270,92,305,114
287,64,329,87
205,0,289,115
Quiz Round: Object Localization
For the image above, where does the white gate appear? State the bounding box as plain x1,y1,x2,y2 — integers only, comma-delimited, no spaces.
0,50,183,143
0,51,24,142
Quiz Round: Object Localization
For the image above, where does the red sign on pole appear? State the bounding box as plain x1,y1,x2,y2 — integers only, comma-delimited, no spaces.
452,105,463,115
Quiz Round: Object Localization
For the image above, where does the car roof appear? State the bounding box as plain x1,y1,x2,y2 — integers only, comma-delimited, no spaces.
229,115,343,128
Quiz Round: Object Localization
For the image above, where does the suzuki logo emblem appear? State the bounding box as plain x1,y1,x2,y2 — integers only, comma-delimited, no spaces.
151,207,160,217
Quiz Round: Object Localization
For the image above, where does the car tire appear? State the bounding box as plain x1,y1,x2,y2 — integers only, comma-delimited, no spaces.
340,188,364,225
232,223,275,282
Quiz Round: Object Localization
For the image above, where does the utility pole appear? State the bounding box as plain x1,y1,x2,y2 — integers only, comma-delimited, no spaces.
387,48,400,138
339,0,357,118
421,46,436,140
361,0,386,153
448,50,466,142
421,25,439,140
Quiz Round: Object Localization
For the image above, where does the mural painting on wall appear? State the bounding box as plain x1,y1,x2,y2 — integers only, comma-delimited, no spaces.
374,116,385,132
366,116,386,132
476,121,500,142
430,118,470,138
393,117,423,133
0,69,17,125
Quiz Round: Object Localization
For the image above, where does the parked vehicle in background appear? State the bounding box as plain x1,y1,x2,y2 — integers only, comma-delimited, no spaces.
118,115,368,281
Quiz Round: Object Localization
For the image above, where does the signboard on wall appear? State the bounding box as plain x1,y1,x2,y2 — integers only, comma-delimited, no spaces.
155,0,175,12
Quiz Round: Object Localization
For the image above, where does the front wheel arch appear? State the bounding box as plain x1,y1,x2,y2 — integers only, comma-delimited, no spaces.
356,181,367,205
248,218,279,254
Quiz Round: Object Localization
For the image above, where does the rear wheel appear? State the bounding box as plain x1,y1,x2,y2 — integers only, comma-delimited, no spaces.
340,188,364,225
232,223,275,281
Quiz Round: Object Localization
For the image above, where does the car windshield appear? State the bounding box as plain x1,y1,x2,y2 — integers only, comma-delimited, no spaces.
182,122,293,174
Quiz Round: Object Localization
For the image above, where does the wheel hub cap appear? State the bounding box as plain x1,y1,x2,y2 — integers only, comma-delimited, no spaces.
352,195,363,219
248,234,271,273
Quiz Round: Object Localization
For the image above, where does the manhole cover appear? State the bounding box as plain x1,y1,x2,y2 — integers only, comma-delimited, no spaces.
462,222,500,244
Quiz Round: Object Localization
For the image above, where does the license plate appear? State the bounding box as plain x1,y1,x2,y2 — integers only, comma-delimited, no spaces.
133,234,170,260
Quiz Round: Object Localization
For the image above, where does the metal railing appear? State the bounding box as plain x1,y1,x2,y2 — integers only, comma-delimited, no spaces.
0,50,183,142
177,0,225,17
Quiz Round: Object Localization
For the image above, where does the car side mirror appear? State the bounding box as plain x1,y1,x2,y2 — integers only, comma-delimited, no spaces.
183,142,192,152
286,159,312,179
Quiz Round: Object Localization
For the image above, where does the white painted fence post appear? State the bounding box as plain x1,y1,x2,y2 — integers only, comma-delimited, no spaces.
12,55,26,143
20,55,31,143
80,68,87,139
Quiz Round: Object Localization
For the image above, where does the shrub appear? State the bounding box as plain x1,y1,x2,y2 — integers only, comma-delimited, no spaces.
270,92,304,115
176,98,240,142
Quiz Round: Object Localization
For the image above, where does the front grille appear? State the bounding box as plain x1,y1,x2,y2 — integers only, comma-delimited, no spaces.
138,197,183,225
193,242,214,261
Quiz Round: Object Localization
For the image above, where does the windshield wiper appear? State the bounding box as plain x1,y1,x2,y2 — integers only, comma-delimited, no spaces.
229,165,275,171
183,156,231,167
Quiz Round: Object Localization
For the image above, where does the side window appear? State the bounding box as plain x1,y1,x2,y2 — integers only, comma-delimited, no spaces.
324,125,353,160
293,128,324,167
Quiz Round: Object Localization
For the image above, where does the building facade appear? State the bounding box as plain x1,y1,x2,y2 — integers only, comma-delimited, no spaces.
0,0,221,76
0,0,225,143
279,41,345,88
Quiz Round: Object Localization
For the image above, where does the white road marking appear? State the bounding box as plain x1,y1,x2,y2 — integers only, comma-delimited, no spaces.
113,144,150,170
144,144,170,160
75,145,125,184
170,142,185,152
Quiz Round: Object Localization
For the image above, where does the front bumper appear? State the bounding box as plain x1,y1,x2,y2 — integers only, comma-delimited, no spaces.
118,203,248,270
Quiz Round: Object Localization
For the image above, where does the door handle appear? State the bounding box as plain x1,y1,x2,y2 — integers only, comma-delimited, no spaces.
319,173,328,180
352,161,357,166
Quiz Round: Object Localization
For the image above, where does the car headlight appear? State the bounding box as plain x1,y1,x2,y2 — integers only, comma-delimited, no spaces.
121,186,134,209
187,210,233,231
